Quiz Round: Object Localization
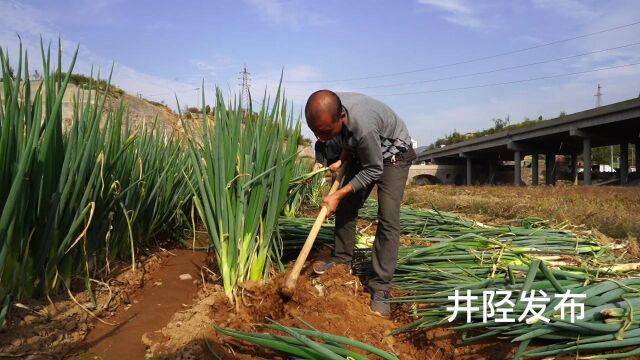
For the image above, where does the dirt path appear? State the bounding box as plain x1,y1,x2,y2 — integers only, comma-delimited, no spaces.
76,249,206,359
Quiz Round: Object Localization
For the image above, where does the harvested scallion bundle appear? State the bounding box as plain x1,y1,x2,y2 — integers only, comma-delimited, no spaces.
277,217,335,256
284,160,326,217
392,261,640,359
214,319,399,360
359,199,477,237
276,216,375,259
283,201,639,358
360,205,638,358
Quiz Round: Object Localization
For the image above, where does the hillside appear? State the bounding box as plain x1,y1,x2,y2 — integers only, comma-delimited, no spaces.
27,80,182,134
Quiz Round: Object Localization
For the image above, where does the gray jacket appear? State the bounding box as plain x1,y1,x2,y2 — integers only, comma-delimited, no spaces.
335,92,412,192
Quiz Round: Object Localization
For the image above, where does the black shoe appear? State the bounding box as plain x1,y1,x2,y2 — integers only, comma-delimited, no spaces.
370,290,391,318
312,257,351,275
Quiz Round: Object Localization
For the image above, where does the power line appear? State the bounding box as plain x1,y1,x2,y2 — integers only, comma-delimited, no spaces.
372,62,640,97
289,19,640,83
353,42,640,90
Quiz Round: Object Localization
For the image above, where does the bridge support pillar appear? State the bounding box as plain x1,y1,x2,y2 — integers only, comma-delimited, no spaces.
545,153,556,185
571,153,578,185
514,151,522,186
583,138,592,185
636,141,640,174
620,143,629,185
531,153,539,186
466,158,472,186
488,159,496,185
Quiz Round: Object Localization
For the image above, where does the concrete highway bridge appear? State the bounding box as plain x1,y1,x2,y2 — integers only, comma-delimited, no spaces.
415,98,640,186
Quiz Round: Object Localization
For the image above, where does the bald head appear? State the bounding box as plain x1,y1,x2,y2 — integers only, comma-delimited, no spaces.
305,90,345,141
305,90,342,126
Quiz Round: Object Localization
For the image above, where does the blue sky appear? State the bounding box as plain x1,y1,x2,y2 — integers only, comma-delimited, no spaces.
1,0,639,146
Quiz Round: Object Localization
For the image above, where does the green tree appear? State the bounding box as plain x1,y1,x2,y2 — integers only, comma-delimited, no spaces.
429,116,544,148
492,116,510,131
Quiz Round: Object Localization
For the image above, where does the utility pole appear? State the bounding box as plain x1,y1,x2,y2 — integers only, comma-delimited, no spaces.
594,84,602,108
595,84,614,170
238,65,251,111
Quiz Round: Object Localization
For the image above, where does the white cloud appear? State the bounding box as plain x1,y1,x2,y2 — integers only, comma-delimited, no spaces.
540,2,640,73
0,1,52,36
283,64,322,82
193,60,218,74
244,0,331,29
407,65,640,146
517,35,545,45
110,64,200,105
0,1,81,74
531,0,596,20
406,1,640,145
417,0,485,28
191,56,235,77
248,64,323,105
0,0,201,109
55,0,125,26
241,64,324,140
576,6,640,67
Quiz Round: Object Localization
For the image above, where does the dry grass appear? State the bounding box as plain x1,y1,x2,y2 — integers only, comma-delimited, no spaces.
404,185,640,242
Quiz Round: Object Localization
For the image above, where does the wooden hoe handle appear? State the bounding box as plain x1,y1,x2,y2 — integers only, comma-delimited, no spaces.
284,165,346,294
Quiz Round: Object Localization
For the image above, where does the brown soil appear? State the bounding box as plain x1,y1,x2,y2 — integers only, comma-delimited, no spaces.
2,227,632,359
77,249,206,359
143,248,517,359
0,249,205,360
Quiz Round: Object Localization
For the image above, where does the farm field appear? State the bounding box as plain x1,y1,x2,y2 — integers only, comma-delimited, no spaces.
404,186,640,245
3,190,640,359
2,44,640,360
